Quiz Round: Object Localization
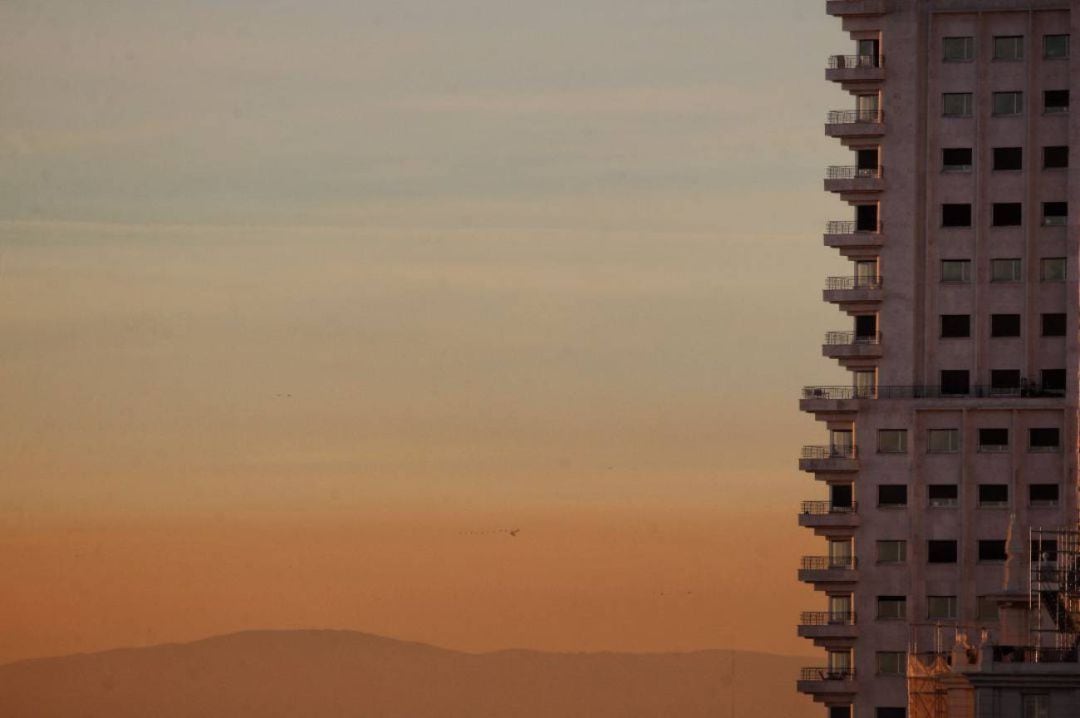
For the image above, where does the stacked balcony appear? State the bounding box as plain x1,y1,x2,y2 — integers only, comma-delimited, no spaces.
825,109,884,139
823,219,883,257
798,445,858,473
796,666,857,699
824,164,883,195
798,501,859,531
797,611,858,642
798,555,858,587
825,0,885,17
823,275,882,311
822,330,882,363
826,54,884,85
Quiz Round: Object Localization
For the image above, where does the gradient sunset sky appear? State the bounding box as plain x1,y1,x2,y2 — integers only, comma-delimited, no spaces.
1,0,854,664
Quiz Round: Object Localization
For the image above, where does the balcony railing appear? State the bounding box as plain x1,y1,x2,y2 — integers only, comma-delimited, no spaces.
800,445,857,460
799,611,856,626
825,220,882,234
993,645,1079,663
799,667,856,681
824,331,881,345
825,275,882,290
800,555,857,570
826,165,883,179
827,54,884,69
827,109,883,124
802,384,1066,400
800,501,858,515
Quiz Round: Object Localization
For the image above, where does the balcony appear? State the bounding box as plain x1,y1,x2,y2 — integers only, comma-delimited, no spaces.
798,555,858,586
824,165,883,194
826,55,884,84
822,331,882,362
799,385,865,415
826,0,885,17
823,275,882,307
825,109,884,138
797,612,858,642
797,667,857,697
799,445,858,473
823,220,883,258
799,501,860,530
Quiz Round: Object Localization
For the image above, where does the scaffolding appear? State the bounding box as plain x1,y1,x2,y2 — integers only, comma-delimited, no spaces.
1029,527,1080,657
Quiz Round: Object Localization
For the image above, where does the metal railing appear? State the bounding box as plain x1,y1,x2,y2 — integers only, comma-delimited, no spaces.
801,386,869,400
827,109,884,124
827,54,884,69
799,611,856,626
801,555,858,570
799,667,856,681
826,165,884,179
800,500,858,515
802,384,1066,400
825,220,882,234
825,275,883,290
993,645,1079,663
800,445,857,460
824,330,881,345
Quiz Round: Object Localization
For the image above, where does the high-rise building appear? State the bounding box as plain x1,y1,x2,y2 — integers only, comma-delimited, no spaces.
797,2,1077,717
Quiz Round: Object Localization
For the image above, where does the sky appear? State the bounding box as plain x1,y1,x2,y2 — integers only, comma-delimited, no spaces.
0,0,854,663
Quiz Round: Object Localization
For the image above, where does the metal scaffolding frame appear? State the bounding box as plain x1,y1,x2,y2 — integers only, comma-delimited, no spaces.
1029,527,1080,656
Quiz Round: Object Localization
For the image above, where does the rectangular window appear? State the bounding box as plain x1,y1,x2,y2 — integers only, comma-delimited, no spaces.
1031,540,1058,562
979,540,1007,562
877,596,906,620
876,651,906,676
829,708,852,718
878,485,908,507
977,596,999,621
1044,90,1069,113
944,36,974,61
993,203,1022,226
979,484,1008,507
991,258,1022,282
1044,146,1069,169
928,540,958,563
1030,484,1060,506
927,595,958,619
928,484,959,507
940,370,970,395
876,710,907,718
1042,369,1066,394
856,204,879,232
993,91,1023,116
943,92,974,117
1029,428,1060,450
942,204,972,227
979,428,1008,451
993,147,1022,170
1043,202,1067,226
1041,257,1066,281
991,370,1021,394
941,260,972,283
940,315,970,338
991,314,1021,337
1045,34,1070,59
942,147,973,171
878,430,907,454
1042,313,1066,336
993,35,1024,60
1024,694,1049,718
877,540,907,563
928,428,960,453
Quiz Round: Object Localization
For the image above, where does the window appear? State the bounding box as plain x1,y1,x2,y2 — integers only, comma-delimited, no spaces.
942,203,971,227
856,148,879,173
878,430,907,453
877,540,906,563
1023,694,1049,718
942,147,972,171
993,35,1024,60
978,540,1007,562
940,370,970,395
1041,257,1066,281
854,370,876,398
941,260,972,283
1044,146,1069,168
830,483,853,509
979,428,1008,451
1029,428,1060,450
877,596,906,620
979,484,1008,507
1045,34,1070,59
1042,313,1066,336
1031,540,1058,562
944,36,974,61
977,596,999,621
940,315,970,338
856,204,879,232
928,540,958,563
1030,484,1060,506
1043,202,1067,226
991,370,1021,394
1045,90,1069,113
927,595,958,619
879,485,908,507
993,91,1023,116
943,92,974,117
829,708,852,718
877,652,906,676
991,314,1021,337
876,710,907,718
993,147,1022,170
992,203,1022,226
991,258,1022,282
929,484,958,507
1042,369,1066,394
929,428,960,453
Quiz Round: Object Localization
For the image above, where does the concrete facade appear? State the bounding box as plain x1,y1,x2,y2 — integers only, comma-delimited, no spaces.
798,2,1078,717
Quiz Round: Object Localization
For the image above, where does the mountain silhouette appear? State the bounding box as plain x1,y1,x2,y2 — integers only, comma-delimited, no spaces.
0,630,815,717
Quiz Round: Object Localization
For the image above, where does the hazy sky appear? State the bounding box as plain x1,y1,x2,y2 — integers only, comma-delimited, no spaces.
1,0,853,662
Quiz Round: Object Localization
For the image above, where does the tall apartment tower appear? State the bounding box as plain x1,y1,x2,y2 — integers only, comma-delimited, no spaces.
796,2,1077,717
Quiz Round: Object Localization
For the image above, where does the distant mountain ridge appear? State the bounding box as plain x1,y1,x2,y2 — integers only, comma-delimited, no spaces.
0,629,816,717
